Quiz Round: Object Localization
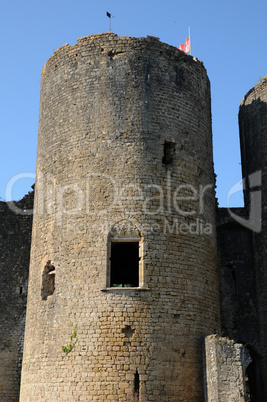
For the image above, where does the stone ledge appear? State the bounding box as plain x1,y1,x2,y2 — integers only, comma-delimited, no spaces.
101,286,150,292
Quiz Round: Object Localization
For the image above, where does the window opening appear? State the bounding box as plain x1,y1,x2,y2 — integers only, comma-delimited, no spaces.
110,242,139,287
162,141,176,165
41,261,55,300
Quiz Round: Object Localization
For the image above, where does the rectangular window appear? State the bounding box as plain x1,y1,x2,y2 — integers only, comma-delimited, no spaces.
110,242,139,287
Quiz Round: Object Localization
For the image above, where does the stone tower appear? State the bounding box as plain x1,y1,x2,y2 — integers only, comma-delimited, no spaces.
20,33,220,401
239,77,267,399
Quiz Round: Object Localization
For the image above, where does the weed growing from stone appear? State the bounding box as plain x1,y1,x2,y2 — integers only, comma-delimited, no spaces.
62,324,78,357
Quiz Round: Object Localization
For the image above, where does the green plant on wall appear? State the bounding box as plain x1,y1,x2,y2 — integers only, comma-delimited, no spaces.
255,76,264,86
62,324,78,356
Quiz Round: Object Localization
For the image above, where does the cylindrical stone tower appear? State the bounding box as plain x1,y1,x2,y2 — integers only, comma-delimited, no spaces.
239,77,267,399
20,33,220,401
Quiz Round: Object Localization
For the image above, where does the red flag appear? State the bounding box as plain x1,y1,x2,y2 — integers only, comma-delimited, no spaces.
178,37,190,53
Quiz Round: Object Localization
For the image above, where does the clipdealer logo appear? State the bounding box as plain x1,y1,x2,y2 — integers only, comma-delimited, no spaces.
227,170,262,233
4,170,263,234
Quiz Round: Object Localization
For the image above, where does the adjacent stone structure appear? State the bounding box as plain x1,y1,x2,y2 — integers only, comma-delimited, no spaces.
216,208,259,345
204,335,251,401
0,33,267,401
238,77,267,400
0,192,33,401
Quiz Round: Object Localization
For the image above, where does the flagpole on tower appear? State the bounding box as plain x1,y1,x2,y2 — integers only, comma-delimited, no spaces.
178,31,191,54
188,26,191,55
107,12,112,32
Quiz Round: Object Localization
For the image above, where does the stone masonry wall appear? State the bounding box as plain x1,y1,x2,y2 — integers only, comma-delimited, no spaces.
204,334,251,401
216,208,259,345
239,77,267,399
0,191,33,401
20,33,221,401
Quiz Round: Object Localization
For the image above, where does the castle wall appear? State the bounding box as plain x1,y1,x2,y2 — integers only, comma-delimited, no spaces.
0,192,33,401
20,33,221,401
239,78,267,399
216,208,259,344
204,335,251,401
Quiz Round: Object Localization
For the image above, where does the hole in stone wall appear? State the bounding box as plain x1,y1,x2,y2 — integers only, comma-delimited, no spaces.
19,287,23,295
162,141,176,165
122,325,135,339
108,50,114,60
41,260,55,300
173,313,180,321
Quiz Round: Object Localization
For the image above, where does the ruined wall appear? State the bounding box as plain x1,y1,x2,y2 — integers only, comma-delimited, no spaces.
239,77,267,399
204,335,251,401
0,191,33,401
20,33,220,401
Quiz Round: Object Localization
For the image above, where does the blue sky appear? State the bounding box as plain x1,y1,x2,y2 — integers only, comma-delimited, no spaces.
0,0,266,205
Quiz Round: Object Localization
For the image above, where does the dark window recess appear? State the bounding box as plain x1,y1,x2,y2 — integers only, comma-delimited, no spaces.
134,370,140,397
41,261,55,300
162,141,176,165
110,242,139,287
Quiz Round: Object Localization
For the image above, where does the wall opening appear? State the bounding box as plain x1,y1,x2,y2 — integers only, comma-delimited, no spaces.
134,370,140,398
107,220,144,288
244,345,264,402
110,242,139,287
41,261,55,300
162,140,176,165
122,325,135,339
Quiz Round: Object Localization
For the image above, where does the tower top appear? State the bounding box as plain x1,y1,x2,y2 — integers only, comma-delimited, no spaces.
42,32,204,78
240,75,267,106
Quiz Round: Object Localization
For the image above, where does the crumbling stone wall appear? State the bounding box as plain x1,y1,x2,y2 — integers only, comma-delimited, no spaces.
20,33,221,401
204,334,251,401
0,191,33,401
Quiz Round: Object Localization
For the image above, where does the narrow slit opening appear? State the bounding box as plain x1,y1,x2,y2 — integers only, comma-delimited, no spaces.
134,370,140,398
